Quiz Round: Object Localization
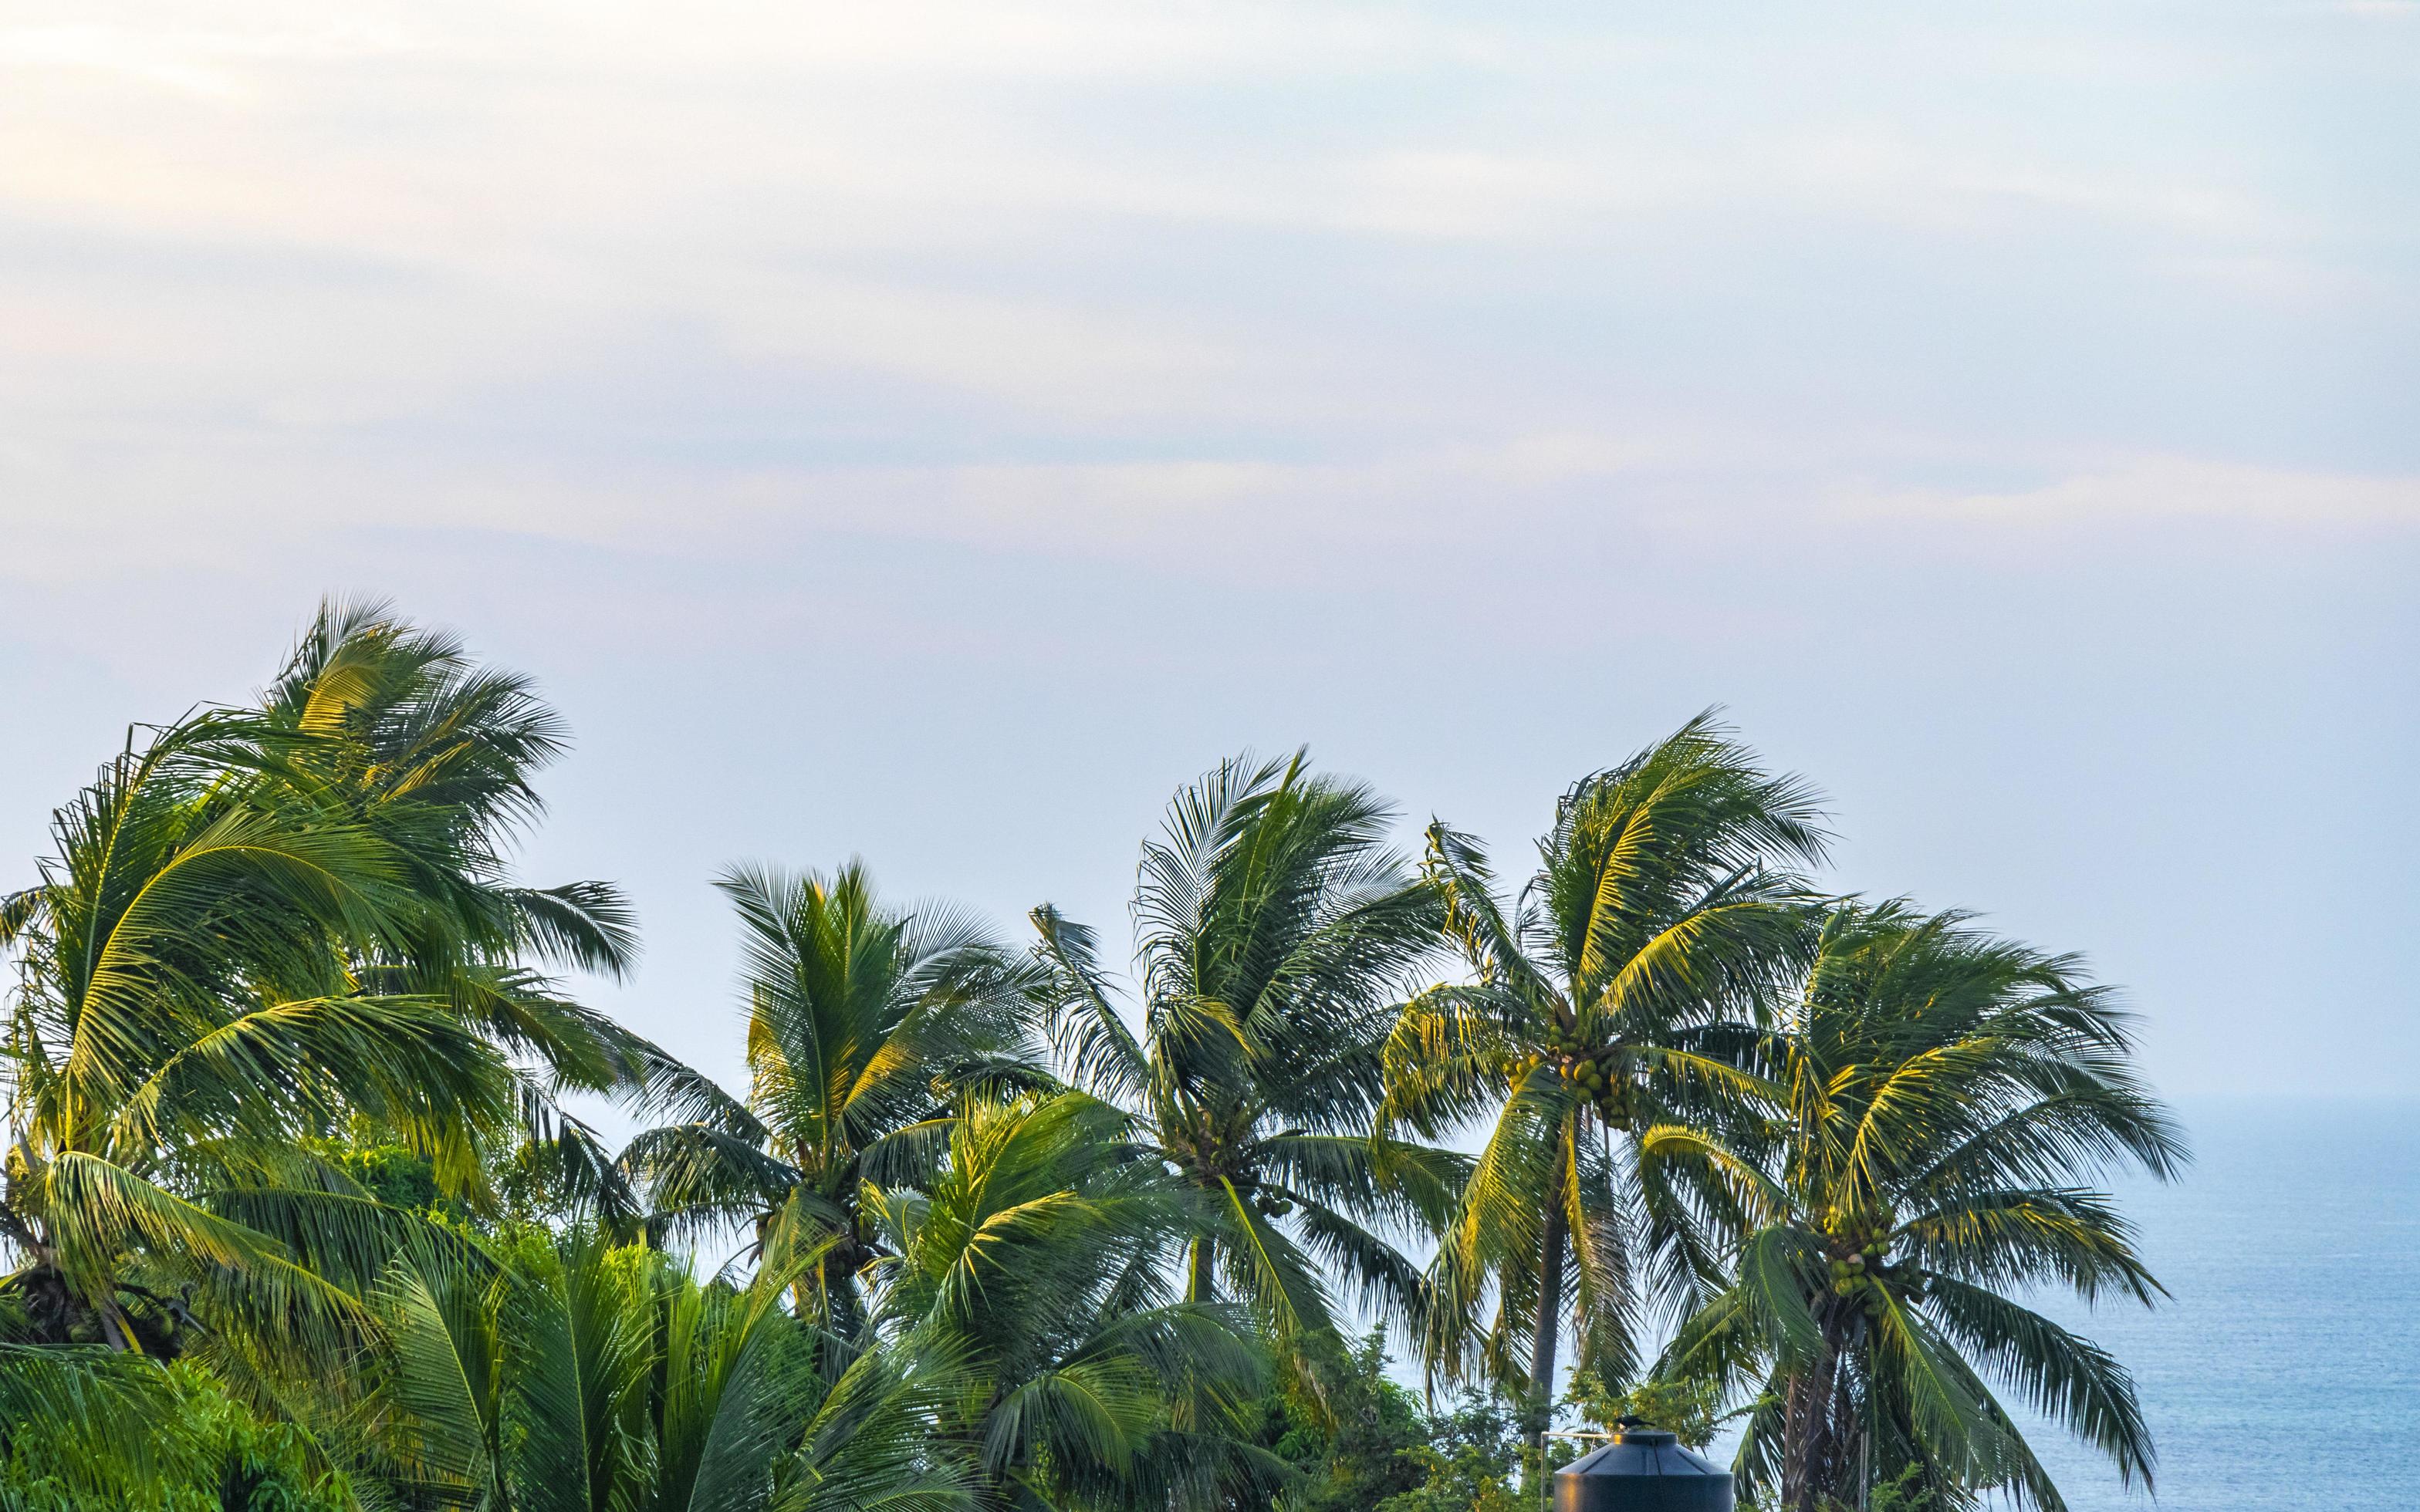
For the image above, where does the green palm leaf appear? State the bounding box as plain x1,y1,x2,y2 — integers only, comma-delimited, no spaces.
1645,899,2178,1511
1389,717,1827,1460
1025,751,1449,1389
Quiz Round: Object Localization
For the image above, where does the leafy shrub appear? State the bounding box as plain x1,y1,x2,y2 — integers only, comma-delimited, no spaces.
1376,1389,1526,1512
1,1361,349,1512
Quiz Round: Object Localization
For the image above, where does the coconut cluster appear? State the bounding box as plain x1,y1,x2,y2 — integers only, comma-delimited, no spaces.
1823,1225,1914,1312
1826,1247,1882,1295
1536,1020,1634,1129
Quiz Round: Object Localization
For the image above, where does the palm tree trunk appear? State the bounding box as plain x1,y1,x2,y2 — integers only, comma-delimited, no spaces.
1187,1234,1215,1302
1782,1318,1843,1512
820,1244,866,1340
1527,1130,1570,1508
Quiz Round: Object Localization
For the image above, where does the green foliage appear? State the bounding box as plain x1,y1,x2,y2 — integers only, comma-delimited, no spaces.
1850,1466,1940,1512
1563,1372,1732,1450
618,859,1039,1335
1232,1330,1526,1512
1028,751,1461,1370
0,699,522,1356
0,601,684,1364
1795,1466,1938,1512
330,1139,444,1214
1648,902,2181,1511
1375,1390,1525,1512
865,1089,1268,1512
1384,715,1827,1460
0,1357,349,1512
1239,1330,1430,1512
1,601,2178,1512
343,1210,973,1512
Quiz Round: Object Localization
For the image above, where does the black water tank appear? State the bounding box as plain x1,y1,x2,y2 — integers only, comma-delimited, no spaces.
1551,1427,1734,1512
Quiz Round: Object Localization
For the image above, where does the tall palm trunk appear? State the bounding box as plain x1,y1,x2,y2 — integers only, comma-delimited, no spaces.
820,1244,868,1338
1526,1125,1570,1507
1186,1234,1215,1302
1782,1315,1845,1512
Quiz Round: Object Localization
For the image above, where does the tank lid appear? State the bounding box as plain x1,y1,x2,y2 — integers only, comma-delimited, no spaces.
1555,1426,1729,1480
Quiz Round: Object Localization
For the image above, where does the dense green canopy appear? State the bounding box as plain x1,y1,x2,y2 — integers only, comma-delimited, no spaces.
0,603,2180,1512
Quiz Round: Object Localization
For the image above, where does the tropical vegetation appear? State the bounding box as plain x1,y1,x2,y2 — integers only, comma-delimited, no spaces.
618,860,1039,1340
1027,754,1461,1379
1380,719,1827,1479
0,600,2184,1512
1641,901,2183,1510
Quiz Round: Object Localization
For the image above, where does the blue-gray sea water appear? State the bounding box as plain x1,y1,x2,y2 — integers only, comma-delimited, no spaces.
2016,1098,2418,1510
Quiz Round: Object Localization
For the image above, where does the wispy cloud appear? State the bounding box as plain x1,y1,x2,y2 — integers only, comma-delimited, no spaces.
1850,458,2420,531
1,0,2411,569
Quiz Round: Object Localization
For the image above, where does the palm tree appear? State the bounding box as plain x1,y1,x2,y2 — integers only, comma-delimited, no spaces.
1380,716,1827,1474
360,1208,972,1512
860,1090,1273,1512
2,602,688,1370
0,1339,218,1498
1644,902,2185,1511
1027,751,1458,1369
247,599,698,1203
0,707,521,1355
619,862,1039,1336
253,601,636,982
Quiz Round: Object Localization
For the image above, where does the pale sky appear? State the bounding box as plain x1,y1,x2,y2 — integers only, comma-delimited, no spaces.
5,1,2415,1104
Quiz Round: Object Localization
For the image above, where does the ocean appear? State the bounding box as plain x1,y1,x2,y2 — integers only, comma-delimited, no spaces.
2018,1098,2420,1510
